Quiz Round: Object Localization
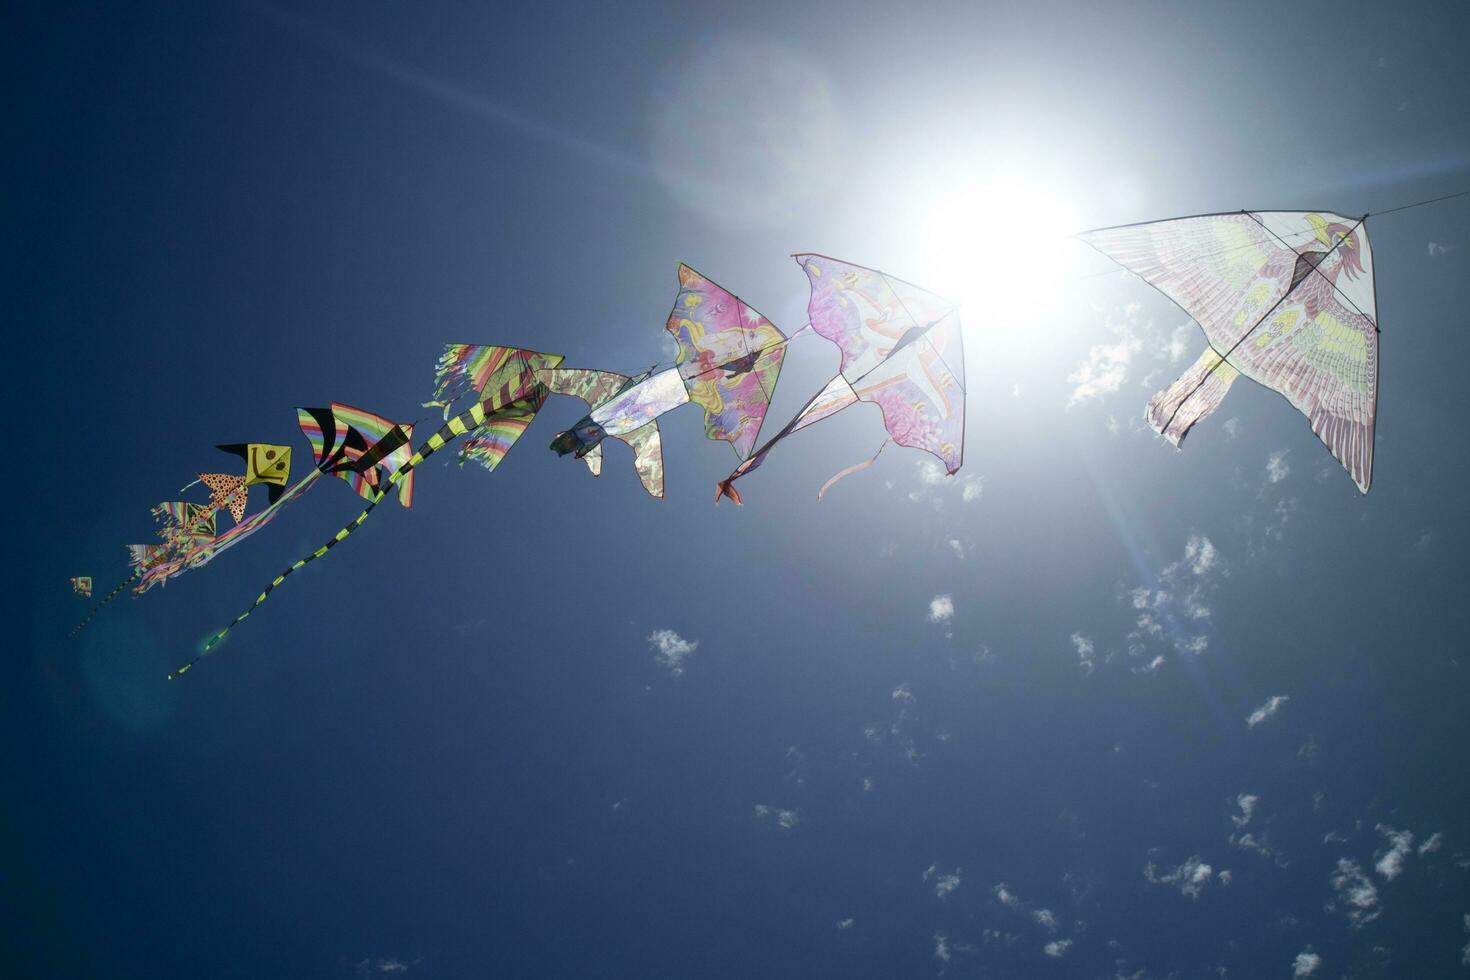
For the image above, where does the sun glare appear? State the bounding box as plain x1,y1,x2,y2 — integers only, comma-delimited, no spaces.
920,177,1080,322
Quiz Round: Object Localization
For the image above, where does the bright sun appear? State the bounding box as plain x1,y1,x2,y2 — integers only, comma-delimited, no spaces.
920,177,1079,322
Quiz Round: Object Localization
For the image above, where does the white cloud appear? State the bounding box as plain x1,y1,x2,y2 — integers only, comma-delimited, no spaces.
1145,855,1216,899
1071,632,1096,673
1162,323,1192,363
753,804,799,829
923,864,961,898
933,932,951,964
1232,794,1259,828
1223,417,1241,441
836,918,854,930
1327,858,1380,928
1068,321,1142,407
1267,450,1292,483
947,539,965,559
1374,824,1414,881
647,629,697,676
1032,908,1057,931
994,883,1019,908
1247,695,1289,729
892,682,915,704
961,477,983,503
1217,869,1232,885
1043,939,1072,958
928,594,955,624
1293,950,1322,977
1428,242,1452,257
1183,534,1217,575
1418,832,1443,855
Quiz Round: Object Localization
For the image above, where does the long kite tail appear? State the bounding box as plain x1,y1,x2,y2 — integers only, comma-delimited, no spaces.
68,573,142,637
170,399,506,679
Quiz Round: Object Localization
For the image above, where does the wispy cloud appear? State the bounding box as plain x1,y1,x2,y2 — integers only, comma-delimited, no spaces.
1223,417,1242,441
1418,832,1443,855
928,595,955,624
753,804,799,829
1231,793,1259,828
1428,241,1453,257
1266,450,1292,483
1043,939,1072,958
994,882,1020,908
1070,632,1096,673
1327,858,1380,928
1374,824,1414,880
1247,695,1290,729
1293,950,1322,977
923,863,962,898
1068,321,1142,407
647,629,697,676
836,917,855,930
1145,854,1219,899
933,932,951,965
1032,908,1057,931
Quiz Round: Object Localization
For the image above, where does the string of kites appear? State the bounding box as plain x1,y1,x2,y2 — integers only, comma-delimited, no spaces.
68,206,1396,678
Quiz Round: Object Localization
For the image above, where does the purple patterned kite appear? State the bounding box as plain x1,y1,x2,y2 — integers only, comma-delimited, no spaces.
716,254,966,504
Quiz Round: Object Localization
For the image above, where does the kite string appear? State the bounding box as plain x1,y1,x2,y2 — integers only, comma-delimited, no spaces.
1368,187,1470,217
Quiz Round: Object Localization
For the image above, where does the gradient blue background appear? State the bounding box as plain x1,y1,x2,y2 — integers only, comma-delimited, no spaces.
10,1,1470,976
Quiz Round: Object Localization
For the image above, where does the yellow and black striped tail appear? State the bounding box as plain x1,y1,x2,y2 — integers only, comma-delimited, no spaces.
67,574,141,637
169,399,506,679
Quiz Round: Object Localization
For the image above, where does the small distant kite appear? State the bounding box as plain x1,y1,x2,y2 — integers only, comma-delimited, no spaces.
538,263,789,497
175,346,564,676
717,254,965,503
70,576,92,597
1078,210,1377,492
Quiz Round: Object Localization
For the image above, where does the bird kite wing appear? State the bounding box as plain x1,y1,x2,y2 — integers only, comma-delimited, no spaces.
1078,210,1377,491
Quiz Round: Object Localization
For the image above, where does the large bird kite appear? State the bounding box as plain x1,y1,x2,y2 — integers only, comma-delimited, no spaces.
1078,210,1378,492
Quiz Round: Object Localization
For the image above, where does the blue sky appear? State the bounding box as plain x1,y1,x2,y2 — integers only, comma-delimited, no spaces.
11,1,1470,977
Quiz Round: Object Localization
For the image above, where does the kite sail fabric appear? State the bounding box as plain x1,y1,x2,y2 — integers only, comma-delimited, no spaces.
1077,210,1377,492
198,472,249,524
173,348,564,676
540,264,790,498
70,576,92,597
539,367,669,498
153,501,218,545
667,263,788,457
325,403,418,509
427,344,567,471
216,443,293,503
717,254,966,504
